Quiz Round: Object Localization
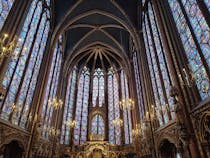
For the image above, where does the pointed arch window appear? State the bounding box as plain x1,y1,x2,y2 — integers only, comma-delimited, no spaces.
41,38,62,138
0,0,15,30
143,2,175,125
121,70,132,144
108,68,121,145
74,67,90,145
92,68,104,107
0,0,51,128
91,114,105,140
167,0,210,100
60,67,77,144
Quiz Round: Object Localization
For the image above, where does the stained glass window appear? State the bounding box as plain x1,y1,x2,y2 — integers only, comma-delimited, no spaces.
168,0,210,100
0,0,15,30
41,38,62,138
133,51,144,120
142,2,176,125
108,68,121,145
121,70,132,144
92,68,104,107
0,0,51,128
91,114,105,140
74,67,90,145
60,68,77,144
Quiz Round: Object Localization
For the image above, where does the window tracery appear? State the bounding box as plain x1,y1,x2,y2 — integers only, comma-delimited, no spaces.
42,38,62,138
0,0,51,129
91,114,105,139
143,2,175,125
168,0,210,100
121,70,132,144
74,67,90,145
60,67,77,144
108,68,121,145
92,68,104,107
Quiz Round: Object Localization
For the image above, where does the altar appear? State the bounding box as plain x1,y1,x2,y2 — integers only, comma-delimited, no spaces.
66,134,135,158
76,141,110,158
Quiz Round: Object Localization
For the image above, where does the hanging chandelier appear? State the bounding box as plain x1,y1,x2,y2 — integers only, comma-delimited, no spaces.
48,126,60,137
0,33,24,60
132,123,143,138
112,118,123,127
119,98,135,110
65,120,76,128
48,97,63,109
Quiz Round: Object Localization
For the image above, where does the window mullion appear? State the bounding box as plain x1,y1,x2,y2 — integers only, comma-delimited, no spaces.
79,74,85,144
150,3,173,86
0,1,40,113
45,53,61,138
63,73,73,144
111,75,116,144
144,21,165,125
177,0,210,78
42,47,59,127
11,10,44,109
147,12,171,120
18,17,48,126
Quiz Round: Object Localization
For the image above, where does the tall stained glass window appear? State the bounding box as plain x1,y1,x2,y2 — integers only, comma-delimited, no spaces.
108,67,121,145
41,39,62,139
0,0,15,30
74,67,90,145
168,0,210,100
92,68,104,107
60,67,77,144
91,114,105,140
133,51,144,120
143,2,175,126
121,70,132,144
0,0,51,128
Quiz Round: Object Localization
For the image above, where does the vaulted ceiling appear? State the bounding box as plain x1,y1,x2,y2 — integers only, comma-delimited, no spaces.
52,0,140,72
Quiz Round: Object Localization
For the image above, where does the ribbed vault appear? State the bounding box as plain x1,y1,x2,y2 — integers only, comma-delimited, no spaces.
51,0,140,75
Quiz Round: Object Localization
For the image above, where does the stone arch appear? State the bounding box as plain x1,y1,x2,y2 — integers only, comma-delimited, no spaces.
157,139,178,158
0,140,25,158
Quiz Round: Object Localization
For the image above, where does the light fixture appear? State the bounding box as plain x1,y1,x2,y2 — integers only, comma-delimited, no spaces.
43,126,60,137
10,103,22,114
144,104,160,123
132,124,141,138
119,98,135,110
112,118,123,127
65,120,76,128
48,126,60,137
0,33,21,60
48,97,63,109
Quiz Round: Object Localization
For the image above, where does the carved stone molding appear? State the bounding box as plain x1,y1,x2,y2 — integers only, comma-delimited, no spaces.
0,121,30,157
190,101,210,157
154,121,178,151
31,138,54,158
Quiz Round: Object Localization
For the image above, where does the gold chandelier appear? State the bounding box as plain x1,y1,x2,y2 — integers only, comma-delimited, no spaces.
49,127,60,137
112,118,123,127
119,98,135,110
44,126,60,137
144,105,158,122
0,33,22,60
132,124,141,138
65,120,76,128
48,97,63,109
